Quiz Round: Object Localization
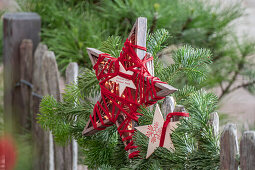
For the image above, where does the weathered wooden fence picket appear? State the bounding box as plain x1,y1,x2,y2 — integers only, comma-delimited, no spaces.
3,12,255,170
220,123,255,170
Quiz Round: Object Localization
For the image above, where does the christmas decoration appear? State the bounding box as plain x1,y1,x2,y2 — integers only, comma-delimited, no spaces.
82,17,177,158
38,22,220,168
136,104,189,158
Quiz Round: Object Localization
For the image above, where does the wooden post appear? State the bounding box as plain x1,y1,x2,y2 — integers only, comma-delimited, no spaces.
209,112,219,137
65,62,79,170
3,12,40,132
19,39,33,130
220,123,239,170
240,131,255,170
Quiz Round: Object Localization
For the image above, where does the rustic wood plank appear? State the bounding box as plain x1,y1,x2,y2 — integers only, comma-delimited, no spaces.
3,12,40,132
209,112,219,137
128,17,147,60
65,62,79,170
220,123,239,170
127,17,154,76
161,96,175,119
19,39,33,130
87,48,103,66
32,43,50,170
41,51,68,170
240,131,255,170
32,48,73,170
66,62,79,84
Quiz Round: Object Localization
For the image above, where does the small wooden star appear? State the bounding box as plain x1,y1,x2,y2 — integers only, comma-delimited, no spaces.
109,62,136,96
135,104,179,158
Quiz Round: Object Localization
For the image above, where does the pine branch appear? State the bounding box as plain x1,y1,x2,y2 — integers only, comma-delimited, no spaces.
78,68,100,98
147,29,170,57
100,36,122,58
159,45,212,86
219,38,255,99
228,80,255,94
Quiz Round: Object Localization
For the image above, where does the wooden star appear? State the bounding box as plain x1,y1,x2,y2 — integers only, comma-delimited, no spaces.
109,62,136,96
82,17,177,157
135,104,179,158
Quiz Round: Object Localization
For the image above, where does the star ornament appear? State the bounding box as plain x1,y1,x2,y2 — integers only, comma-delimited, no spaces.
109,62,136,96
82,17,177,158
135,105,178,158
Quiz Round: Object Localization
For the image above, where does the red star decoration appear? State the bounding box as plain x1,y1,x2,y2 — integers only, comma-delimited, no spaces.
82,17,177,158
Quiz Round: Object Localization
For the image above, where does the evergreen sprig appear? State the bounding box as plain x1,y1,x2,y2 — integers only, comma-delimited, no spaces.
147,29,170,57
157,45,212,88
38,84,93,144
100,36,123,58
78,68,100,98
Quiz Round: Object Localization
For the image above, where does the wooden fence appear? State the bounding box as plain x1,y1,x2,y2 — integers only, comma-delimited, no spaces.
3,13,78,170
3,12,255,170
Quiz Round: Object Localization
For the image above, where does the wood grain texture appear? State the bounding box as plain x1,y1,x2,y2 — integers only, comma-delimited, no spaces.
128,17,147,60
46,52,64,170
161,96,175,119
32,43,49,170
66,62,79,84
127,18,154,76
65,62,79,170
220,123,239,170
41,51,68,170
32,47,73,170
19,39,33,130
3,12,40,132
240,131,255,170
87,48,103,66
209,112,219,137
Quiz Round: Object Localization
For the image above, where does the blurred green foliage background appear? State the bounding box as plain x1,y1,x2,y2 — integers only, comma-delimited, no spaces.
15,0,255,99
